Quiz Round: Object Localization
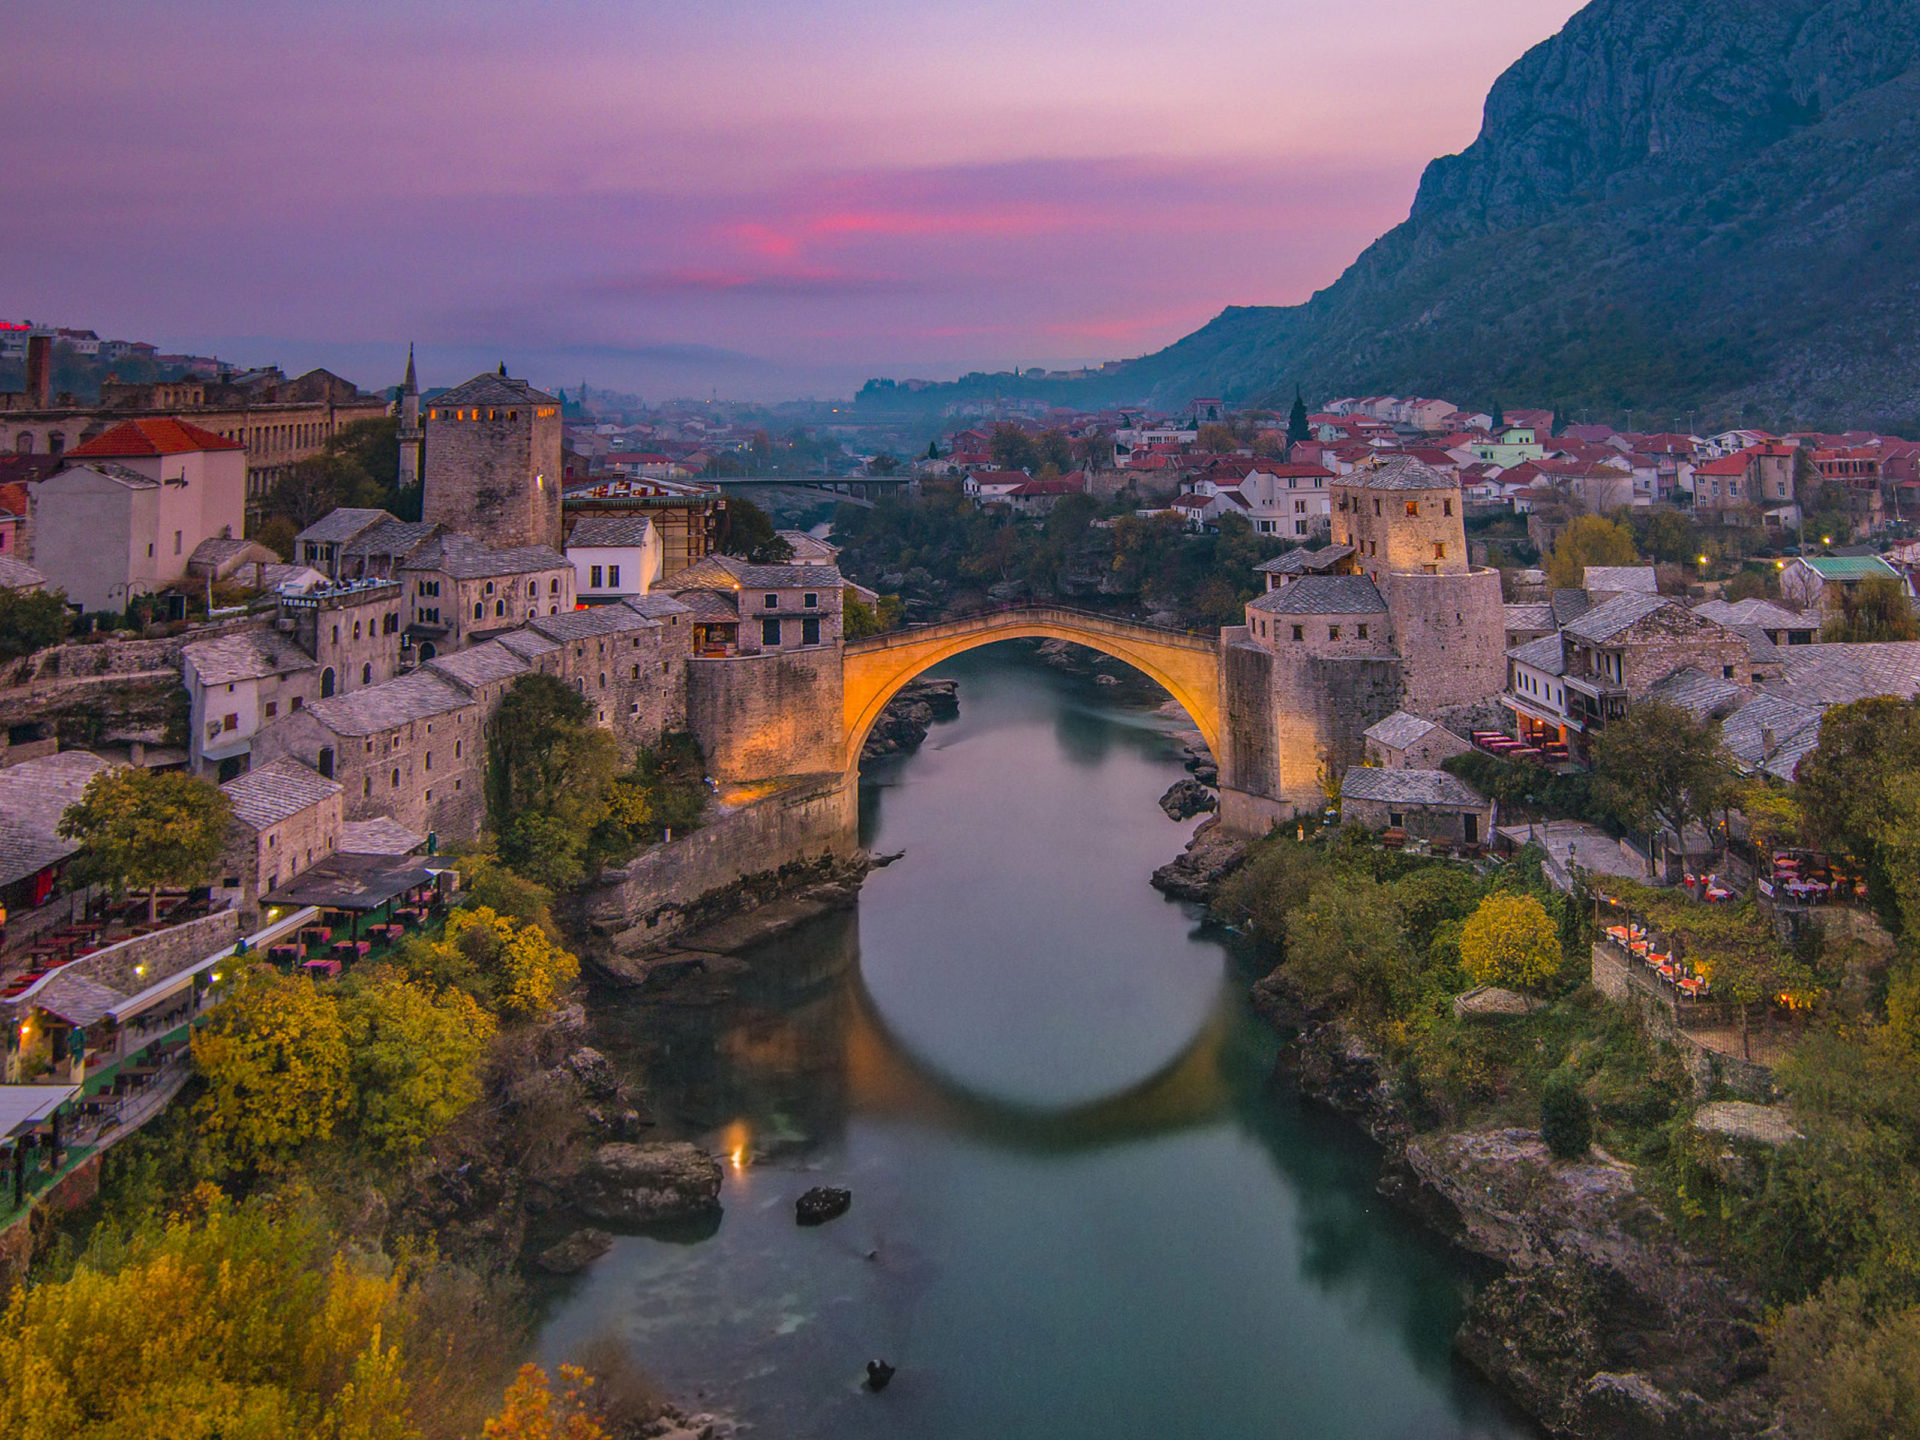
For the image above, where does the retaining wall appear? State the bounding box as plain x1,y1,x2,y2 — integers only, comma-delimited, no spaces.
578,770,858,945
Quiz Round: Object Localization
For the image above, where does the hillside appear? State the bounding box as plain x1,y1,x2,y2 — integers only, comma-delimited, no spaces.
865,0,1920,430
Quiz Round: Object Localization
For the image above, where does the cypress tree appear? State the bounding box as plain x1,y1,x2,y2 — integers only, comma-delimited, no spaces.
1288,390,1310,445
1491,400,1507,432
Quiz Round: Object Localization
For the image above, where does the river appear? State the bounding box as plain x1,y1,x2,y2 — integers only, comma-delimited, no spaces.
536,644,1532,1439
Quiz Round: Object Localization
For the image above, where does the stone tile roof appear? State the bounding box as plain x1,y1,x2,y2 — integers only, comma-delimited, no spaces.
1763,642,1920,709
34,972,125,1027
1364,711,1442,750
427,641,530,690
1256,544,1354,576
1504,602,1555,632
431,372,560,408
1561,591,1676,644
0,555,47,590
1550,589,1593,627
182,628,315,685
1583,566,1658,593
1648,667,1746,720
1339,456,1456,491
1722,694,1826,780
623,593,691,620
1341,766,1486,808
496,629,561,660
304,671,472,736
340,518,442,562
672,589,740,622
1507,634,1568,675
296,508,393,545
0,752,113,888
529,606,660,644
187,536,265,570
1247,574,1386,616
776,530,840,562
338,816,426,856
221,757,339,830
1731,625,1781,661
1694,598,1814,631
673,554,846,591
566,515,656,549
402,532,570,579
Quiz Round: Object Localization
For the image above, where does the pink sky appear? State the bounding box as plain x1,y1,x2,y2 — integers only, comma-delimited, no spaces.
4,0,1587,398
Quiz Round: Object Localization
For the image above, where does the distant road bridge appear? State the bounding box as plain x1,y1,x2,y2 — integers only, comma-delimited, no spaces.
841,605,1222,770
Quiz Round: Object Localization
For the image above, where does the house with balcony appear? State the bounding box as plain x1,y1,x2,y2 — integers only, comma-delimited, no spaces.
668,554,847,655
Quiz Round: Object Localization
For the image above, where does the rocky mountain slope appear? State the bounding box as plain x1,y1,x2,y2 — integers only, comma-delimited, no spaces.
876,0,1920,428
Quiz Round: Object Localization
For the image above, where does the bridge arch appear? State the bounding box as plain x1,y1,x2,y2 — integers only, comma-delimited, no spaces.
841,605,1222,772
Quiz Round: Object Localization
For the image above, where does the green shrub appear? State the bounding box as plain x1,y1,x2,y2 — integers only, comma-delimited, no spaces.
1541,1067,1593,1159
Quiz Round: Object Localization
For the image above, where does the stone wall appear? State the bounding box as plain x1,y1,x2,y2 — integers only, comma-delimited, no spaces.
1,616,260,695
1271,653,1403,811
1342,796,1490,847
576,771,858,945
686,648,846,784
75,909,240,998
422,409,563,550
254,704,487,844
1388,568,1509,713
1220,636,1276,796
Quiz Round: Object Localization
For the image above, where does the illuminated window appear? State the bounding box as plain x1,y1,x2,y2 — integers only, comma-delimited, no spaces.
1328,626,1341,641
1405,501,1418,517
1434,542,1446,560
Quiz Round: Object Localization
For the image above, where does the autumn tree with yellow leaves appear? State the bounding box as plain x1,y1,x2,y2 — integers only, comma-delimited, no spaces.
483,1365,609,1440
1459,893,1563,997
192,971,351,1174
340,971,497,1158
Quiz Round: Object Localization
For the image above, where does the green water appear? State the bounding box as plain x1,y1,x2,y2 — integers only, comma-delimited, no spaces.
537,644,1531,1439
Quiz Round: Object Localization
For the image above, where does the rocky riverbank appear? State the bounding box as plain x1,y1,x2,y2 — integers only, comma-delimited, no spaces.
860,678,959,759
1152,823,1776,1439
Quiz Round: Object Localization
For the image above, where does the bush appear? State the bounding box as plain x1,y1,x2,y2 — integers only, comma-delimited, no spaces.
1541,1067,1594,1159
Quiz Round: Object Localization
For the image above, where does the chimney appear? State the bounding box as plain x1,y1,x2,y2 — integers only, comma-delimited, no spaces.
1761,726,1777,760
25,334,52,408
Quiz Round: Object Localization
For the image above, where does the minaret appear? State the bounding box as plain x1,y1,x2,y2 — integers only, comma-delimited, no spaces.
396,343,422,488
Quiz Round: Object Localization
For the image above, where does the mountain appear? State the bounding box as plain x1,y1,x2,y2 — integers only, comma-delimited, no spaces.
865,0,1920,430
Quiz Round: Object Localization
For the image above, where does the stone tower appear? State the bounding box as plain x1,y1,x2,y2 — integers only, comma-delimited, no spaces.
396,344,422,489
421,367,564,551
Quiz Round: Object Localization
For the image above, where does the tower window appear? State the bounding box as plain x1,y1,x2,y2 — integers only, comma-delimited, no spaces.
1405,501,1418,517
1434,542,1446,560
1328,626,1341,641
1291,625,1304,642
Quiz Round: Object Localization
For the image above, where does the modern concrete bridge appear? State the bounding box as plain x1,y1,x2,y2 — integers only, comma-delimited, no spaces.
841,605,1222,769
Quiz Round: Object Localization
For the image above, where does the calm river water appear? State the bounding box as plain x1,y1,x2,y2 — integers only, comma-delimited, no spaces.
536,645,1531,1440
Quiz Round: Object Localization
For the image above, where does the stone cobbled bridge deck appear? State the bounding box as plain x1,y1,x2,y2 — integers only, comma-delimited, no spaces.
842,604,1221,769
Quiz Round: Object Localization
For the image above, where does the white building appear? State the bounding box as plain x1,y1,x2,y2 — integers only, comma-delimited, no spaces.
565,514,662,603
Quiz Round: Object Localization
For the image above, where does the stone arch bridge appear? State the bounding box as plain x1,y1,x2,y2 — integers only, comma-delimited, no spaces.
841,605,1222,771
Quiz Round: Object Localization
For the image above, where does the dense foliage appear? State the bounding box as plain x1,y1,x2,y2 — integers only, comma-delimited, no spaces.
58,767,231,920
0,585,71,660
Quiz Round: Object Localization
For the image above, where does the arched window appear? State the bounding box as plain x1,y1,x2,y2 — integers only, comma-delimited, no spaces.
13,433,31,454
527,581,536,597
47,432,65,456
320,667,335,698
550,578,559,593
391,768,400,788
361,662,372,685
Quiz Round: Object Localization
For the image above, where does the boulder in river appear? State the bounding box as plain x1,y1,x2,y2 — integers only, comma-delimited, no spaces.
795,1185,852,1226
1158,778,1218,821
572,1142,722,1226
535,1228,614,1275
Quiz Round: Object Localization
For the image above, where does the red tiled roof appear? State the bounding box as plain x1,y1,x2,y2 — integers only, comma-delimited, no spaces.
0,482,27,517
68,417,245,457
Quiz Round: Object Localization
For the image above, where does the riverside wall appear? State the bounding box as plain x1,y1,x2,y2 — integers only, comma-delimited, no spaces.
575,770,859,948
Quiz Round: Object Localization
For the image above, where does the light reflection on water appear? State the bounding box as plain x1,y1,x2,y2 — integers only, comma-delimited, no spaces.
536,644,1532,1440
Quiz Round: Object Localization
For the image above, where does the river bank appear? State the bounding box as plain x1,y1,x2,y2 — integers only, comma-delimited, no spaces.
1155,822,1779,1440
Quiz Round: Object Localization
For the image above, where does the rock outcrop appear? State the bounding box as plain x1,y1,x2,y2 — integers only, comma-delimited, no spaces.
1399,1128,1773,1439
861,679,959,759
795,1185,852,1226
1158,778,1218,821
572,1142,724,1227
1150,818,1250,902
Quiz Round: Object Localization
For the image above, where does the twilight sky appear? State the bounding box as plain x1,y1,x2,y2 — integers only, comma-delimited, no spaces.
6,0,1586,400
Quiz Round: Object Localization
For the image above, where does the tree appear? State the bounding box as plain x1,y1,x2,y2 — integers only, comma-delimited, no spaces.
1288,390,1311,445
1592,700,1725,873
1633,508,1698,565
867,452,899,476
486,674,629,887
1540,1067,1592,1158
0,1193,416,1440
1034,428,1074,471
191,971,351,1172
843,594,906,639
1546,514,1638,590
59,767,231,920
1824,575,1918,643
1284,876,1417,1021
1196,422,1238,453
988,423,1039,472
341,970,496,1157
435,906,580,1018
1073,432,1113,470
484,1364,608,1440
1796,696,1920,901
0,585,71,660
1490,400,1506,432
716,496,792,564
925,439,941,461
1459,893,1562,994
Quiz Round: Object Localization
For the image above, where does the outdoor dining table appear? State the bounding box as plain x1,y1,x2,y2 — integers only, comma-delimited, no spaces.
331,939,372,960
302,958,343,980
